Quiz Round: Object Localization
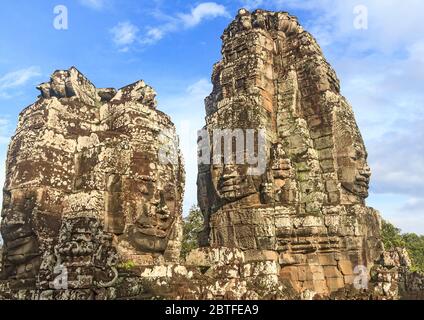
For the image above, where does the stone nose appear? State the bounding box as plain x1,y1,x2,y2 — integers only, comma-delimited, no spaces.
222,165,237,178
360,165,371,177
150,191,162,205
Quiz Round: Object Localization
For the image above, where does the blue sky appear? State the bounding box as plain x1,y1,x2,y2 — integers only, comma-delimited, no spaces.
0,0,423,237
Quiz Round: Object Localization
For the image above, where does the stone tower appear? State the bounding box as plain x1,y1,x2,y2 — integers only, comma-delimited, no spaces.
1,10,415,300
0,67,185,292
198,9,384,295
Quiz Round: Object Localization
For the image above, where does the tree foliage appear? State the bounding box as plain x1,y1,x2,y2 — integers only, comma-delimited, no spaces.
381,220,406,249
181,206,204,259
382,220,424,273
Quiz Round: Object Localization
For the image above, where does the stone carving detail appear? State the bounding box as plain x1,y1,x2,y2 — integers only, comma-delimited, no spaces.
0,9,420,301
198,9,384,295
0,67,185,289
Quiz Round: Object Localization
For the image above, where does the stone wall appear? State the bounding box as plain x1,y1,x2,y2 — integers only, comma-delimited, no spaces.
197,9,384,296
0,67,185,292
0,9,422,301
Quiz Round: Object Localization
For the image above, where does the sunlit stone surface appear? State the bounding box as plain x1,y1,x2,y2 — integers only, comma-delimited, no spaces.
0,67,185,291
197,9,383,296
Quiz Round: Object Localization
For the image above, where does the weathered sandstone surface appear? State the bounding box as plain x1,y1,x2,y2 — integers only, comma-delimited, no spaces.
197,8,382,296
1,9,423,300
0,67,185,298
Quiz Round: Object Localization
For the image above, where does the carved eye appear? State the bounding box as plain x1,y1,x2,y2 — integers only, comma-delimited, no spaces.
355,149,364,160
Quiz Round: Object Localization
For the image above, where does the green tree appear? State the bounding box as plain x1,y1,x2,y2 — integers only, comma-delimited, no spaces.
382,220,424,273
181,206,204,259
381,220,406,249
402,233,424,273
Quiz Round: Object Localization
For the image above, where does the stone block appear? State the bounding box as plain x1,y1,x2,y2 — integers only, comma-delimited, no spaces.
244,250,279,262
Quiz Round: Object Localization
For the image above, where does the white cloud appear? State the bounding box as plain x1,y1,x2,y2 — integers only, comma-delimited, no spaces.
142,23,177,45
178,2,230,28
0,66,41,90
146,28,166,42
141,2,230,45
367,193,424,234
110,22,139,49
110,3,229,48
0,66,41,99
79,0,107,10
408,40,424,64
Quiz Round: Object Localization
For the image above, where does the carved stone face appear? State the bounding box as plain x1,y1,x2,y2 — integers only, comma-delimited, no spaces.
56,217,99,261
127,176,178,254
211,163,259,204
1,68,184,284
0,190,40,280
337,140,371,199
334,109,371,200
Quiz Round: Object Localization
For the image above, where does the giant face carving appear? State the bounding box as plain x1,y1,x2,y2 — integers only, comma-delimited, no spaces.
196,9,383,296
211,163,259,204
337,138,371,199
105,101,184,262
205,116,270,210
0,68,185,285
0,190,41,280
208,143,294,209
334,104,371,200
199,9,375,254
127,176,178,254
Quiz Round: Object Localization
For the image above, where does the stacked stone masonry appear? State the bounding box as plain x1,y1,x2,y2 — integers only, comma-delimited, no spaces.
0,67,185,296
1,9,423,300
198,9,383,297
